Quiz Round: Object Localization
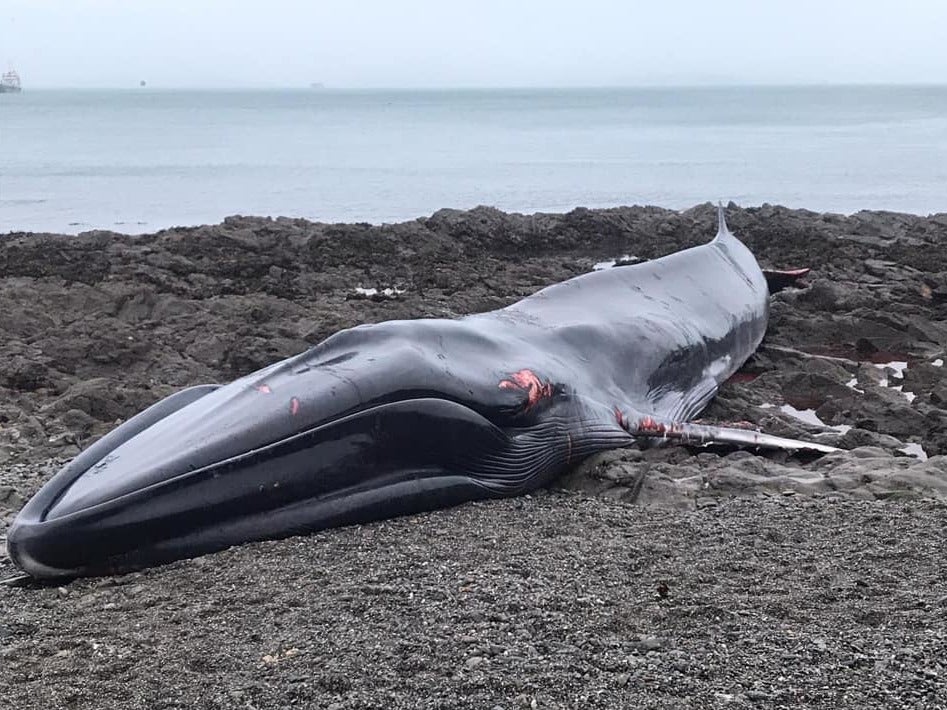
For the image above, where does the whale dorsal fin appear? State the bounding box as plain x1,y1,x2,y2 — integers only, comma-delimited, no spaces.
715,201,731,239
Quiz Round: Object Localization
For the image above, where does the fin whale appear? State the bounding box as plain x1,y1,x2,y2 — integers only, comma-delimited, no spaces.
6,206,836,578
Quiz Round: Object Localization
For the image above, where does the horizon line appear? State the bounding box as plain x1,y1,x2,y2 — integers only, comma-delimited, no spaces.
15,80,947,91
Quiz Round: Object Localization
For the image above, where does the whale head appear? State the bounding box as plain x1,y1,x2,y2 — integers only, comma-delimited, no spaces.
6,319,615,578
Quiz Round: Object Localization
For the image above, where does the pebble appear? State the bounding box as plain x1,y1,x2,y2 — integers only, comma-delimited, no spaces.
2,206,947,710
636,636,664,652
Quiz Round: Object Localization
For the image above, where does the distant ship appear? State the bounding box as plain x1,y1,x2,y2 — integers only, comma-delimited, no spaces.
0,69,22,93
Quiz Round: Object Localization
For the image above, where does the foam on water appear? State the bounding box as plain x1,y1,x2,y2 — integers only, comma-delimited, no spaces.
777,404,852,437
901,443,928,461
779,404,826,427
891,385,917,403
871,361,919,402
874,361,908,379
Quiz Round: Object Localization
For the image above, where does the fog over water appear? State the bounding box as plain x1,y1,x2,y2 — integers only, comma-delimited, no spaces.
2,3,946,232
3,1,947,88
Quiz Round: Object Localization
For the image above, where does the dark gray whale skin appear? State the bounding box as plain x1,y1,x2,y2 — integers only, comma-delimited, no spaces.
7,211,769,578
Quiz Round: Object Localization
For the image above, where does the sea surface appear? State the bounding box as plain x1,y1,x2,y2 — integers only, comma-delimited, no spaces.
2,86,947,234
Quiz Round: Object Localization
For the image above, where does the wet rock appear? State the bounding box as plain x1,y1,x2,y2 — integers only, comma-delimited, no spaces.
1,204,947,708
58,408,97,438
635,636,665,652
45,378,147,423
799,279,847,310
0,356,53,392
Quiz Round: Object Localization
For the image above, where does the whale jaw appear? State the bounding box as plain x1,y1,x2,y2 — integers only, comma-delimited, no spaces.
5,395,599,579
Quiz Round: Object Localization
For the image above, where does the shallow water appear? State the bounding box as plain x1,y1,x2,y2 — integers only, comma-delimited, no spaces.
3,86,947,233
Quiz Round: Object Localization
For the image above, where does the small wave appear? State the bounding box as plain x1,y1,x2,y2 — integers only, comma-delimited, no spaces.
0,198,48,206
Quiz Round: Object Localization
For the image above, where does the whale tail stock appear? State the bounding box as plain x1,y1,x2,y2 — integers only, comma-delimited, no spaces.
716,202,811,293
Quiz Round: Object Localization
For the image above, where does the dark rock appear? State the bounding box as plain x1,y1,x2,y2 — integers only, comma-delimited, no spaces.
2,204,947,708
0,357,52,392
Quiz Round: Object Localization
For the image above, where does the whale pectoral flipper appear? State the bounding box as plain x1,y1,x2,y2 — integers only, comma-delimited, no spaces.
622,415,839,455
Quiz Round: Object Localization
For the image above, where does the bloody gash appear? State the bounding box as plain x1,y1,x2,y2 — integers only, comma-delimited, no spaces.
7,207,836,578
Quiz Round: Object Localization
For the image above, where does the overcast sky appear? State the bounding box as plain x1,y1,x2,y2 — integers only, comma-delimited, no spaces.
3,1,945,88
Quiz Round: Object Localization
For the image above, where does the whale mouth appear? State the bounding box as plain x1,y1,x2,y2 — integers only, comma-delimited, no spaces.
6,396,576,579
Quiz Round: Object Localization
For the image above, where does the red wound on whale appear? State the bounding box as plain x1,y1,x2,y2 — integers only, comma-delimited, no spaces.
498,368,554,409
255,384,272,394
634,416,687,436
638,416,667,434
290,397,300,415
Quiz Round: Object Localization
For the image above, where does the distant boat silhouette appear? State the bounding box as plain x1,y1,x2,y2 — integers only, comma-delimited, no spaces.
1,69,22,93
310,82,325,89
140,80,147,87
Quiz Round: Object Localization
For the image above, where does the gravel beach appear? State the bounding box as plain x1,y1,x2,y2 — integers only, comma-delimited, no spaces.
1,203,946,708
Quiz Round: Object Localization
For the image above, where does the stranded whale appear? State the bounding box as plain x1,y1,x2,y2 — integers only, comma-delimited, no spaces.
7,207,836,578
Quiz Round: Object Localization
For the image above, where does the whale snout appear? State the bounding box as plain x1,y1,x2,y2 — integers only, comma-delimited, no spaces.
6,392,542,578
6,321,589,579
6,521,81,579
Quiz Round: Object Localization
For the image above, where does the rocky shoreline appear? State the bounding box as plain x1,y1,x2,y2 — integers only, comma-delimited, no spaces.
2,203,946,708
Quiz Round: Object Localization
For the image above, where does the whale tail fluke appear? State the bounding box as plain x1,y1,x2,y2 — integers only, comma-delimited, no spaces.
762,267,811,293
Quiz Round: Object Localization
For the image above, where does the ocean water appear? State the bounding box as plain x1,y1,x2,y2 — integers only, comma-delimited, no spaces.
2,86,946,234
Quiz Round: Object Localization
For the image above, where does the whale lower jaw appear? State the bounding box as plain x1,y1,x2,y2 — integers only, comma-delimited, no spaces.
4,546,81,580
7,471,497,579
7,397,619,579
